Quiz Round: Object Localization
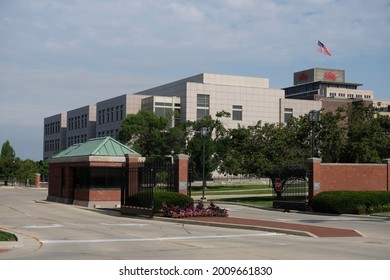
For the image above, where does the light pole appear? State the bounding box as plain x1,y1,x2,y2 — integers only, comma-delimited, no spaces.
201,127,208,201
309,110,320,158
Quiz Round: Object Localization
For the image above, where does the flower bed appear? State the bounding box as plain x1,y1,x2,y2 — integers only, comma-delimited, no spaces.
162,201,228,218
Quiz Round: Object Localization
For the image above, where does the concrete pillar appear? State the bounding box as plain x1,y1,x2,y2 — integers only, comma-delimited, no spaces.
174,154,190,195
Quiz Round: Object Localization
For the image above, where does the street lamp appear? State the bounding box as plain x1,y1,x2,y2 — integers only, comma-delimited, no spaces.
309,110,320,158
201,127,208,201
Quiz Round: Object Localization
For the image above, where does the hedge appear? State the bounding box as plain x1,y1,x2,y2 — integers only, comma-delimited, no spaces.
311,191,390,214
127,191,194,213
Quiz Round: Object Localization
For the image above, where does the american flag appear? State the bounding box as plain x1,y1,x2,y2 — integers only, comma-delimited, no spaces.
317,40,332,56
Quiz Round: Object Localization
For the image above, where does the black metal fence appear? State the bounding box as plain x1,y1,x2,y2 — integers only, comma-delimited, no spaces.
121,159,176,216
272,177,309,211
272,177,309,201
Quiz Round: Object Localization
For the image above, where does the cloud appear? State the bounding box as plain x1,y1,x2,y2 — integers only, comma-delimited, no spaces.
0,0,389,160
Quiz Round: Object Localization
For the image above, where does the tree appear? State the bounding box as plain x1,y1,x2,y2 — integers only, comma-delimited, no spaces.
0,140,17,186
214,119,310,196
215,124,252,176
15,159,39,186
317,108,348,163
186,111,230,180
117,110,188,160
342,103,390,163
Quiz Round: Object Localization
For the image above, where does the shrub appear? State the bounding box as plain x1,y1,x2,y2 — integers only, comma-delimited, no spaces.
311,191,390,214
126,191,193,213
153,192,194,213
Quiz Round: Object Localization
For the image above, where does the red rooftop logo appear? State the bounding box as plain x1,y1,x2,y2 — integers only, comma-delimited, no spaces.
298,72,308,82
323,71,337,81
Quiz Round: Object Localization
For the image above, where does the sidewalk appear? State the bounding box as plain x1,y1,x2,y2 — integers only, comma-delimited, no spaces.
165,196,364,238
180,216,363,238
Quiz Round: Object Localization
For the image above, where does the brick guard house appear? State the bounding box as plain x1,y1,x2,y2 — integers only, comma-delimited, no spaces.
47,137,190,208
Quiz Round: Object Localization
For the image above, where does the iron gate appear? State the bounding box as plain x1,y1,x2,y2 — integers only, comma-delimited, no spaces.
272,177,309,211
121,159,176,217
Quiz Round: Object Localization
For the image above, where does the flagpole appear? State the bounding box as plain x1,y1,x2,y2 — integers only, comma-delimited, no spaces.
315,40,319,68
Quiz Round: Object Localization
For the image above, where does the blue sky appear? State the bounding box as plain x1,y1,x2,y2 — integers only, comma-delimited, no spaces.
1,0,389,161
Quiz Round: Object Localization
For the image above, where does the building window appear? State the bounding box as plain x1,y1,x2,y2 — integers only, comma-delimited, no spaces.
232,105,243,121
197,94,209,120
284,108,293,123
155,107,172,117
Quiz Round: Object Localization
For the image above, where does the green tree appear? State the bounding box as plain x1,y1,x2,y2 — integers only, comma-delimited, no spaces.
215,124,252,176
117,110,188,160
317,108,348,163
15,159,39,186
0,140,17,186
343,103,390,163
215,119,310,196
186,111,230,180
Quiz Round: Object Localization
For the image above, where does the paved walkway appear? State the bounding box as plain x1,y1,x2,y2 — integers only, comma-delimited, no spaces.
187,195,363,238
181,216,363,238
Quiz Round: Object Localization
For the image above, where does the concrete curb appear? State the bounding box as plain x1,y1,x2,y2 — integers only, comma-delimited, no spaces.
152,216,316,238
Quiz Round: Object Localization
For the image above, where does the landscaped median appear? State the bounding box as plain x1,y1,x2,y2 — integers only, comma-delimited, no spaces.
0,229,17,241
161,201,228,218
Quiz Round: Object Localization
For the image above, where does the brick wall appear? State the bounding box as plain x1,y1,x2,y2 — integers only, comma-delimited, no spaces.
74,188,121,201
308,158,390,198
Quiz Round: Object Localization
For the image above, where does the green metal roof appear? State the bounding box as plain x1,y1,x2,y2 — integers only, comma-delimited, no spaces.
53,137,140,158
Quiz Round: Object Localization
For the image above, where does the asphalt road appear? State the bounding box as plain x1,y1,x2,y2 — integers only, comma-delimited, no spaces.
1,187,390,260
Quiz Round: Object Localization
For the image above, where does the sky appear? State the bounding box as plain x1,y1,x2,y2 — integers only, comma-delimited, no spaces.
1,0,389,161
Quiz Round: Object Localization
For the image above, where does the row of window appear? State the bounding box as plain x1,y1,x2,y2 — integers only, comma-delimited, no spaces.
44,121,61,135
329,92,372,99
97,130,119,138
98,105,124,125
44,139,60,152
68,114,88,131
67,135,88,147
287,83,357,95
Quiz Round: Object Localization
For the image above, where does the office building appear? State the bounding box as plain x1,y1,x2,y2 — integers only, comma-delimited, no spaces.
43,69,378,159
284,68,373,101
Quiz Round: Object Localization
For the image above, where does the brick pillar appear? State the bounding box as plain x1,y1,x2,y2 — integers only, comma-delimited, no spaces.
35,173,41,188
124,154,142,205
382,159,390,192
64,166,74,200
308,157,322,200
174,154,190,195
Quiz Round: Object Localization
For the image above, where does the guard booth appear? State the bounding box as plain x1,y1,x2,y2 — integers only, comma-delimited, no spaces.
47,136,191,214
47,137,141,208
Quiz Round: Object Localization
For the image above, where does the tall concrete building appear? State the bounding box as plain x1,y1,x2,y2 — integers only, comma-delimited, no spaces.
43,113,67,160
44,70,378,160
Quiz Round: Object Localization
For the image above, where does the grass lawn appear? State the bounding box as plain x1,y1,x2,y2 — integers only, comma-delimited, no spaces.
371,212,390,217
191,184,273,196
214,196,274,208
191,184,274,207
0,230,17,241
